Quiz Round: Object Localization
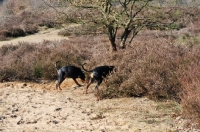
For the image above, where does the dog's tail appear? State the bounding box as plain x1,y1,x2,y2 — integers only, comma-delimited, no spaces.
81,63,93,72
55,61,60,71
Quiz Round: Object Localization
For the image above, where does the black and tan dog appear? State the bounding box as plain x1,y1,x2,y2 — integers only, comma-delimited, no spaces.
82,63,115,94
55,61,85,90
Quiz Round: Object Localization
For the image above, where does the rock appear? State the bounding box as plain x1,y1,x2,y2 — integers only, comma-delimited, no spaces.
55,108,62,111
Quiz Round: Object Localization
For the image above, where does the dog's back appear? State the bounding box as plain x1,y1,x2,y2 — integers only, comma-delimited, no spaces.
61,65,85,80
82,63,114,74
82,63,115,94
55,61,85,90
93,66,114,77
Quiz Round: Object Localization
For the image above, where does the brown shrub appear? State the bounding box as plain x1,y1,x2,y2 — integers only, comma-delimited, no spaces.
91,42,184,101
0,30,11,37
58,23,104,37
0,39,92,81
23,25,38,35
178,47,200,128
0,30,11,40
9,27,25,37
0,11,57,40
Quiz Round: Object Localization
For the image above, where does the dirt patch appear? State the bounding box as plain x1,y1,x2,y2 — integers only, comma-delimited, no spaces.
0,28,68,46
0,80,198,132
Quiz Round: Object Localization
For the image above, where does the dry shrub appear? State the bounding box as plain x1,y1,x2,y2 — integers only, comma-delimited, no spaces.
89,41,185,102
0,30,11,37
0,40,92,82
8,27,26,37
0,27,25,39
0,30,11,40
0,11,57,40
58,23,102,37
58,30,72,37
178,47,200,128
38,19,55,28
180,66,200,127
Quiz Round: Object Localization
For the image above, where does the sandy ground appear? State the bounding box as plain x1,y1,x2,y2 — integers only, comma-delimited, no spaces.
0,28,68,46
0,80,199,132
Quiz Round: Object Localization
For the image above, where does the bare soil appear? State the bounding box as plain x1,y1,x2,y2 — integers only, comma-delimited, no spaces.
0,28,68,46
0,80,198,132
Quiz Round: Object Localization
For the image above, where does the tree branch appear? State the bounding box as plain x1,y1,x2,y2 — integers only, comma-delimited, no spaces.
41,0,68,16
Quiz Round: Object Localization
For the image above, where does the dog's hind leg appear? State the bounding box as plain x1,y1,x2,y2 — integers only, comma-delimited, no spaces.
56,84,62,91
85,78,95,94
95,78,102,91
56,76,64,91
56,82,62,91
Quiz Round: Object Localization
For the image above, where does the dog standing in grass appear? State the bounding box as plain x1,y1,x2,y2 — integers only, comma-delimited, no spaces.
55,61,85,90
82,63,115,94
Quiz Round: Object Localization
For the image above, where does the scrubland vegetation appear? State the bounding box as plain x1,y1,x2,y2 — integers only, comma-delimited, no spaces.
0,0,200,128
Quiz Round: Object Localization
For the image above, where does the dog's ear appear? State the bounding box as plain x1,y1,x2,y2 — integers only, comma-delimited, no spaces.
111,66,116,72
109,66,115,69
56,60,61,64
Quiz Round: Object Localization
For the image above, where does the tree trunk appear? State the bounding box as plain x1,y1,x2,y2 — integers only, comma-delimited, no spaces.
107,26,117,52
109,39,117,52
120,28,131,49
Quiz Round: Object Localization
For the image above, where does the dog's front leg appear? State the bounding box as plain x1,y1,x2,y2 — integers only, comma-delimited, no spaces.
73,78,82,87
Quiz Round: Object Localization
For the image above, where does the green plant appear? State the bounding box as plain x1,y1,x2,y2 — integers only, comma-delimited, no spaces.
34,65,43,78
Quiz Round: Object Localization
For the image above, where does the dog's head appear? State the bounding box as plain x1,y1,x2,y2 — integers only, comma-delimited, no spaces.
109,66,115,72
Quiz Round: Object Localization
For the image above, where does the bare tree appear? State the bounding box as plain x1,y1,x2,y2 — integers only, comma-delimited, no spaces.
63,0,153,51
96,0,151,50
118,0,151,49
42,0,196,52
